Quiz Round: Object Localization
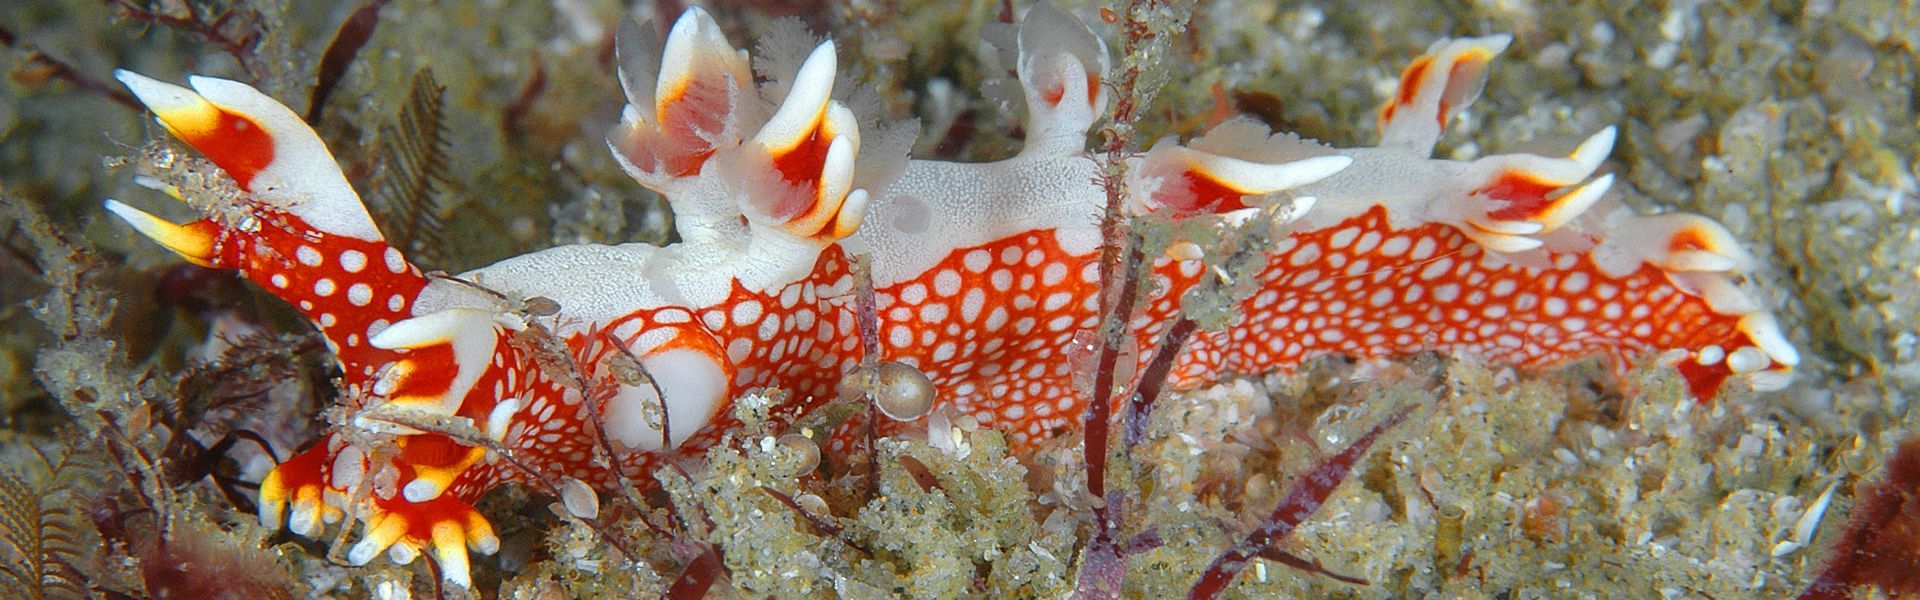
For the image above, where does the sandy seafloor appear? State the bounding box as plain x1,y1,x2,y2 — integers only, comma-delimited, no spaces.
1,0,1916,598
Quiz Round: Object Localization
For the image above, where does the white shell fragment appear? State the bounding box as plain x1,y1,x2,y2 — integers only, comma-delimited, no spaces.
777,433,822,476
838,360,938,421
1772,482,1838,557
561,476,600,520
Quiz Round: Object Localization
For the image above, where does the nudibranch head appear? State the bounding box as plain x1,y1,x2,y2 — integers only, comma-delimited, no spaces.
107,71,431,382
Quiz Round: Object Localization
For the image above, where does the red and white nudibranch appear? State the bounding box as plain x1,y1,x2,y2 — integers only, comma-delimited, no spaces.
104,5,1796,588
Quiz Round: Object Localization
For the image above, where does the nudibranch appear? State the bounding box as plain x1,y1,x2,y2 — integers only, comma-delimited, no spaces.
104,5,1797,588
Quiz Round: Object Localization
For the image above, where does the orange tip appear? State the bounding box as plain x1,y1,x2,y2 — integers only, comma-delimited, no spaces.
103,199,219,266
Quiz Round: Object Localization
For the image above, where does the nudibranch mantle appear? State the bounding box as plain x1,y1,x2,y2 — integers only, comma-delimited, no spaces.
104,5,1796,589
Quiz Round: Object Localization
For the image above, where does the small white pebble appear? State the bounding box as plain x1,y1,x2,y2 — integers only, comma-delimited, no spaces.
1727,346,1769,373
1770,540,1803,557
1554,448,1579,465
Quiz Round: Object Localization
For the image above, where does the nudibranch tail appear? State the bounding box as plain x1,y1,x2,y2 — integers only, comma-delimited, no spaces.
1247,36,1797,401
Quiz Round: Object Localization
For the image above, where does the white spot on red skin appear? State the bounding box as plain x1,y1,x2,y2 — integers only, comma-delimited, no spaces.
1354,231,1382,254
1044,292,1072,311
339,250,368,273
732,300,763,325
989,270,1013,292
1410,237,1437,259
780,285,801,309
984,307,1009,331
1042,263,1069,286
1563,272,1590,293
901,284,928,305
961,289,985,322
297,246,323,267
1330,227,1359,248
933,270,961,296
920,303,949,324
1491,279,1518,296
964,250,991,272
1289,243,1322,266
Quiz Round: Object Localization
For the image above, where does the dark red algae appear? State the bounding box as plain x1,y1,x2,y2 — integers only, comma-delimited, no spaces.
1800,437,1920,599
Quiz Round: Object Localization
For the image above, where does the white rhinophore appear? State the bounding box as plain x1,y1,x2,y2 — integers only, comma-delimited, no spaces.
1014,4,1109,157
